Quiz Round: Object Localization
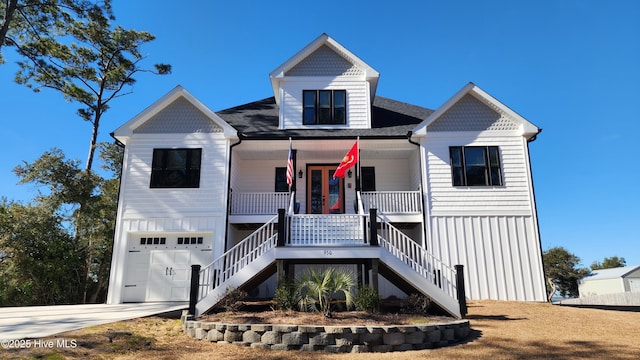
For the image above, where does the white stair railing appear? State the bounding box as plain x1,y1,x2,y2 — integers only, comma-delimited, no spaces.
198,215,279,301
377,219,458,299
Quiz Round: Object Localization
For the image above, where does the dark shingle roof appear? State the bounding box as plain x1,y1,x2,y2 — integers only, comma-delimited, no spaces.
216,96,433,139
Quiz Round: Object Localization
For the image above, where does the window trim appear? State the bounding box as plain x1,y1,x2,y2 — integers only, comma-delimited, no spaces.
150,148,202,188
302,90,347,125
450,146,503,187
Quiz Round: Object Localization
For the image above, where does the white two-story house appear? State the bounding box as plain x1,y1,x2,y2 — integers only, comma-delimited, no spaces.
106,34,547,318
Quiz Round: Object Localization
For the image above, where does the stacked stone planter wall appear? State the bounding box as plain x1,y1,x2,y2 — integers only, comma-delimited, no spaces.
182,313,470,353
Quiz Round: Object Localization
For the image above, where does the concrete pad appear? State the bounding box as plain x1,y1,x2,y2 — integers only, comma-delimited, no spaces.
0,302,187,340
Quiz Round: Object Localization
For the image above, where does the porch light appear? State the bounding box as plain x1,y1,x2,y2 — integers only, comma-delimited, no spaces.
347,169,353,178
298,169,303,178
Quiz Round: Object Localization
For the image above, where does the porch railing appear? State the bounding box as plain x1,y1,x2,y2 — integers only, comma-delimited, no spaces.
287,214,369,246
377,219,457,299
197,215,279,301
361,191,422,214
230,192,290,215
231,191,422,215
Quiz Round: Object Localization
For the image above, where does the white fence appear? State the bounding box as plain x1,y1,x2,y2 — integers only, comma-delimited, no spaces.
361,191,422,214
560,292,640,306
230,192,290,215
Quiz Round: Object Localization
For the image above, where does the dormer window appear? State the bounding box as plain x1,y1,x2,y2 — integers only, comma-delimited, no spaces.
303,90,346,125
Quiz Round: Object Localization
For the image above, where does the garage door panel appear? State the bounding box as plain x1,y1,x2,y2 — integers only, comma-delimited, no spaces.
173,251,190,265
123,233,213,303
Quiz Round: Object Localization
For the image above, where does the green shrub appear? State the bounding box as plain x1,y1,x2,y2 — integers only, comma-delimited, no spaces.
354,286,381,312
273,278,297,310
296,267,356,318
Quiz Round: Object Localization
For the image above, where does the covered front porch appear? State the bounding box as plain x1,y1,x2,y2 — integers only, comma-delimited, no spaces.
227,138,424,224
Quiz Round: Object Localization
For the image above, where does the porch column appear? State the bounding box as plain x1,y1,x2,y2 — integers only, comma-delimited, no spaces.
371,259,379,294
292,149,297,193
455,264,467,317
369,208,378,246
277,208,286,247
188,264,201,316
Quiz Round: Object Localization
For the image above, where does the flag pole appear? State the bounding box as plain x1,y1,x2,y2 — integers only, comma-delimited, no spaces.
356,136,361,193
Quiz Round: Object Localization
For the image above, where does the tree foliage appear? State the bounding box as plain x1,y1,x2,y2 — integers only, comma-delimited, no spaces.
591,256,626,270
542,247,589,301
2,1,167,305
0,1,112,63
11,1,170,171
0,198,82,305
0,143,122,305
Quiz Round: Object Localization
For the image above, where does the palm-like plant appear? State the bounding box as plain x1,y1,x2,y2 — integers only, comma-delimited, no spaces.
296,267,356,318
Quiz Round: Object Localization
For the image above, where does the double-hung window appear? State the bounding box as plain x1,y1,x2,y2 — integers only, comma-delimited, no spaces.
150,148,202,188
450,146,502,186
303,90,346,125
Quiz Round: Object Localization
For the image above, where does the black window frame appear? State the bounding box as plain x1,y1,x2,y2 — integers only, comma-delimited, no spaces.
361,167,376,192
450,146,503,187
150,148,202,188
274,167,289,192
302,90,347,125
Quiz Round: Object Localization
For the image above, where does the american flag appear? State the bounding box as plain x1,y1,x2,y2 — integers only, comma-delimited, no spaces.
286,140,293,189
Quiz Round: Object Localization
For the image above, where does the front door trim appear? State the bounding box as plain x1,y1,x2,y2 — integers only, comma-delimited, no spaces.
306,164,344,214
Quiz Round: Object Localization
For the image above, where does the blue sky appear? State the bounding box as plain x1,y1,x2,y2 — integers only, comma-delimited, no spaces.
1,0,638,268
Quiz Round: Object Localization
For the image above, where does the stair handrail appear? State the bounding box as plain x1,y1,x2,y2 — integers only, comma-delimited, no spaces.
197,215,279,301
377,216,458,299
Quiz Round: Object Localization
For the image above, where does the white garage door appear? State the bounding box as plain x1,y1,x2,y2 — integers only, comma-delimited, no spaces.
123,234,212,302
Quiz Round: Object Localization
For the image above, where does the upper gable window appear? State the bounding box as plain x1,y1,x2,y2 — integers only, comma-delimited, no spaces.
150,148,202,188
450,146,502,186
303,90,346,125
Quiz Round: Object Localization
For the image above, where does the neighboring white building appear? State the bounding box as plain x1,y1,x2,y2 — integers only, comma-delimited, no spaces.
106,34,547,317
578,265,640,297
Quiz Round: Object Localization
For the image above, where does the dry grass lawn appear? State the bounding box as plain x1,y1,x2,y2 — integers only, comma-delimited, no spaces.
2,300,639,359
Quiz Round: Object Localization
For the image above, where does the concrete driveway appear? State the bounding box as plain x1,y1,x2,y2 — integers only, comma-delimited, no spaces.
0,302,187,340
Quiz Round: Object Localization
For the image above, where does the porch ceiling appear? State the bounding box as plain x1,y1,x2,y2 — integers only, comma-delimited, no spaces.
233,139,417,160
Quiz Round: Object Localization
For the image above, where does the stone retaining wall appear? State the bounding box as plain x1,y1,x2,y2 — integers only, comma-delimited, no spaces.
182,313,470,353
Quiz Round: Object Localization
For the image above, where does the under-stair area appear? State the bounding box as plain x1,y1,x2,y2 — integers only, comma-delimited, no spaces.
190,204,467,319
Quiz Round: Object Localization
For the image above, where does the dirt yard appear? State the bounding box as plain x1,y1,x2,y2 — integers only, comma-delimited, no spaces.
2,300,639,359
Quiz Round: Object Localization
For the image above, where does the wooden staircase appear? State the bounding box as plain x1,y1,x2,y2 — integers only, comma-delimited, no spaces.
193,211,465,318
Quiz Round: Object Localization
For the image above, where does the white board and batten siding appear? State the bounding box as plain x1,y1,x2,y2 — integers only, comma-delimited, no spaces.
421,130,546,302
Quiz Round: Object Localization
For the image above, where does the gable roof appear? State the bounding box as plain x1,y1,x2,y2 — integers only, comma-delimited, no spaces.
581,265,640,281
412,83,540,140
269,33,380,106
216,96,433,139
112,86,237,144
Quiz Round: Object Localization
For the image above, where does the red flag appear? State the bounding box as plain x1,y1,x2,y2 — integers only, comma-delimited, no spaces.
333,140,358,179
